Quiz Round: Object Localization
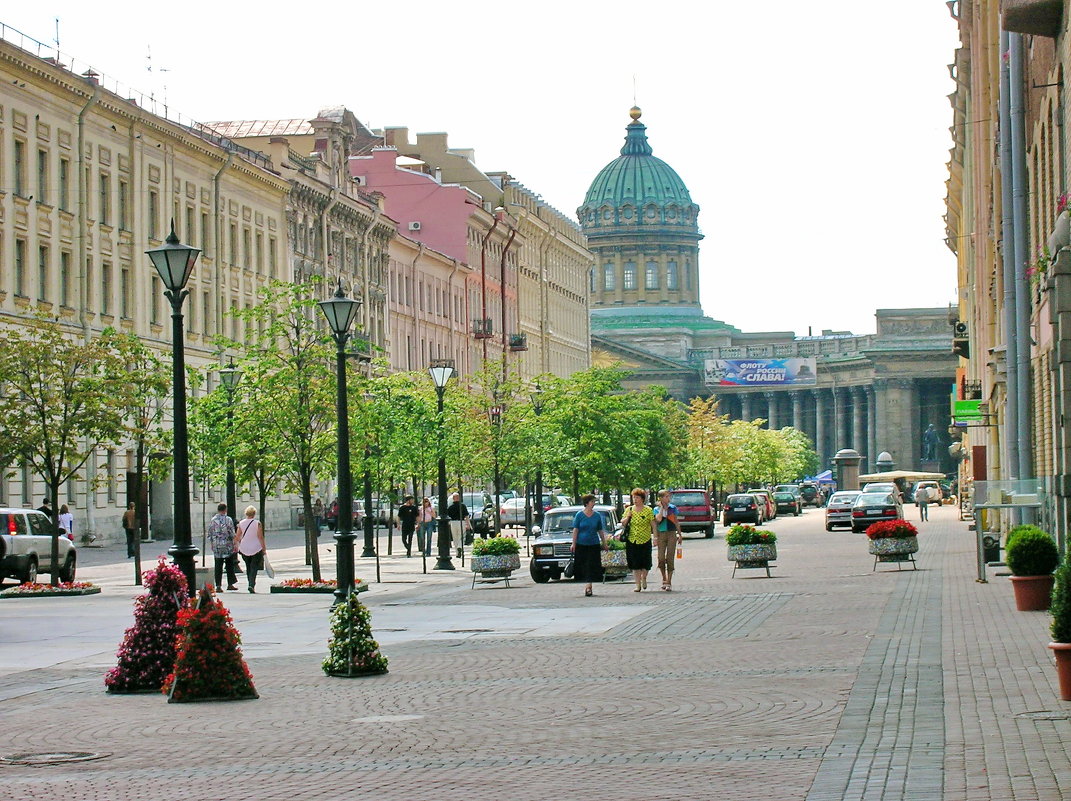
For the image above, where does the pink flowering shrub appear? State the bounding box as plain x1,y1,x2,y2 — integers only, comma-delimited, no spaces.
104,558,190,693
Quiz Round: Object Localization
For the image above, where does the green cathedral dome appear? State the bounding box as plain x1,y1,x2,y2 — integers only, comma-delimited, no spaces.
578,107,699,232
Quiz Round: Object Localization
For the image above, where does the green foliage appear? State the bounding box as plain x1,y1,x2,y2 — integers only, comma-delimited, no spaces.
472,536,521,556
1005,528,1060,576
322,593,388,677
1007,524,1048,550
607,538,627,551
725,524,777,545
1051,554,1071,643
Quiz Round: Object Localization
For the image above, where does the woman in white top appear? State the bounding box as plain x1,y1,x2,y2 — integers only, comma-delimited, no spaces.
236,505,266,593
57,504,74,541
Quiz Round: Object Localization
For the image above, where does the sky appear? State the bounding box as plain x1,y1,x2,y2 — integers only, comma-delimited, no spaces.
1,2,961,337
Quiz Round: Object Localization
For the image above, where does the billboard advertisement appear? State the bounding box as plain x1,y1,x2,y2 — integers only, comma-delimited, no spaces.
703,358,818,387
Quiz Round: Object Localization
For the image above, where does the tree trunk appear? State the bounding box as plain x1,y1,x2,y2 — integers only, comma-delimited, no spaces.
299,465,321,582
132,444,147,585
48,476,60,586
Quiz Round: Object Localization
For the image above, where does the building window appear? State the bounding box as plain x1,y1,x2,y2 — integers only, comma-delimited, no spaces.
14,238,26,296
203,291,211,337
243,228,251,270
13,140,26,197
85,257,93,308
645,260,659,290
99,174,111,226
101,261,112,315
106,450,116,503
623,261,637,291
589,268,595,293
58,158,70,212
202,212,211,251
37,246,48,302
37,149,48,205
269,236,277,278
148,191,159,240
603,263,616,291
120,266,131,319
229,223,238,265
667,260,679,290
21,462,31,505
60,251,72,307
256,231,264,274
119,180,130,231
150,275,160,325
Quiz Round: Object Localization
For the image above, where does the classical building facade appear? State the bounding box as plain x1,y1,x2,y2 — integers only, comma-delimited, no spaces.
0,31,292,537
582,109,957,473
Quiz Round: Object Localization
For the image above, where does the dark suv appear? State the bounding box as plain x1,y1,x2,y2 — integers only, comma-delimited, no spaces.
668,489,716,538
529,505,619,583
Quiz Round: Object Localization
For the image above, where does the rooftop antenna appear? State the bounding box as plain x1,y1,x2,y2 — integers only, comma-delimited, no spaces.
632,74,637,106
53,18,60,61
146,45,171,118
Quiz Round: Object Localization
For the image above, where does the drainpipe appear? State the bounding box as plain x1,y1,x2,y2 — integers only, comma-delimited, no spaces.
479,211,502,363
999,31,1021,490
76,82,100,539
212,153,234,335
359,208,381,370
1009,33,1035,485
499,222,519,383
447,259,461,372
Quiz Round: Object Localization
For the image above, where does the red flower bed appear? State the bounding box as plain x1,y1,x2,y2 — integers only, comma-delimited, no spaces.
1,581,96,595
276,578,364,589
865,519,919,540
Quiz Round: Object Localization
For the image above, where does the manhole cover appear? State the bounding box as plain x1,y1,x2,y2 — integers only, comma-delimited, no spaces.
443,628,493,634
1,751,108,766
1016,710,1071,721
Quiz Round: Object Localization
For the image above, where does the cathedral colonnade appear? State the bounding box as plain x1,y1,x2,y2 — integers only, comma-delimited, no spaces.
711,378,951,475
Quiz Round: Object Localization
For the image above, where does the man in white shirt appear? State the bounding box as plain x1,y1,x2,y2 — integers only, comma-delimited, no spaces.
915,486,931,521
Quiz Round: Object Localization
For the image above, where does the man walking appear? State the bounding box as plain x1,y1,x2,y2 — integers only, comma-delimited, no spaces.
915,485,931,522
122,502,138,558
397,495,419,557
446,492,470,557
208,502,239,591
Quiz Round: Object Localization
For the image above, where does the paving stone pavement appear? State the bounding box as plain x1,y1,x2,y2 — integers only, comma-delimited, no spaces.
1,504,1070,800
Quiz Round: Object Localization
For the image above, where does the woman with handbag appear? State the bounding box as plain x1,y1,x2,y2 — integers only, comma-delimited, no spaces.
570,494,608,597
621,488,656,592
236,505,267,593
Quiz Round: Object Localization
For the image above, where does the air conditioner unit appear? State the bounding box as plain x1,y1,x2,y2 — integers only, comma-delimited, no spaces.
408,221,422,231
953,320,968,337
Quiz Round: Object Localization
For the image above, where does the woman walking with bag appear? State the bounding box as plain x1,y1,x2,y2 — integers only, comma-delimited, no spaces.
236,505,266,593
655,489,683,591
570,494,608,597
621,488,657,592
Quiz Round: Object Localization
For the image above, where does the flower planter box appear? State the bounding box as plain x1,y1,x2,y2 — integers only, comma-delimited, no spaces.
1010,574,1055,611
727,543,776,577
0,583,101,598
868,536,919,570
269,582,367,595
470,553,521,588
601,550,629,571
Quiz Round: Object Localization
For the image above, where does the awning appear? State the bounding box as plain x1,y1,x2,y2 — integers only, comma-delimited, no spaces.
857,469,947,483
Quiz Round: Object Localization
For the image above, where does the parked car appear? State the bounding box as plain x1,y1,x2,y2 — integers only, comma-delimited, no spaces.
747,489,777,520
912,481,943,506
529,504,620,583
773,491,801,516
862,482,901,500
723,493,764,525
799,483,822,507
668,489,716,538
500,496,559,527
0,508,77,584
850,491,904,533
824,490,862,531
463,491,493,535
774,484,802,499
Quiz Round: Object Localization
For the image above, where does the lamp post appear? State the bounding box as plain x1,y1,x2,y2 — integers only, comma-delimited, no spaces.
318,280,363,605
530,384,545,527
489,397,503,536
429,359,455,570
218,359,242,529
146,222,201,594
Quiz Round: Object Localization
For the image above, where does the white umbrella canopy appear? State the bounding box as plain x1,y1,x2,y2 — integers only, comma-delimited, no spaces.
858,470,947,483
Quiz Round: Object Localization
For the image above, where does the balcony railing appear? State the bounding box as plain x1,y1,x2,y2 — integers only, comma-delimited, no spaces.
508,333,528,351
473,319,493,339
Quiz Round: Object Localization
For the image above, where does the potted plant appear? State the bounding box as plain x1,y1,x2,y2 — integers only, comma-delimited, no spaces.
601,537,629,575
1047,193,1070,254
865,519,919,570
725,524,777,577
1049,553,1071,700
471,536,522,586
1005,526,1059,611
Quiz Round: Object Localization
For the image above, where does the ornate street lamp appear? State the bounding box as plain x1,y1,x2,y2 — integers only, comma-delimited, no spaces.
146,222,201,594
429,359,456,570
218,359,242,529
530,383,545,526
318,280,363,605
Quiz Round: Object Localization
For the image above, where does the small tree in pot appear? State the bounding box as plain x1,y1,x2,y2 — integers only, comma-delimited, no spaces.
1005,527,1060,611
1048,554,1071,700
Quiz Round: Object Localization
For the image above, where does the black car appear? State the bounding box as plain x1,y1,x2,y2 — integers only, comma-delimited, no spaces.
773,491,801,516
722,493,763,525
850,492,904,533
799,483,822,507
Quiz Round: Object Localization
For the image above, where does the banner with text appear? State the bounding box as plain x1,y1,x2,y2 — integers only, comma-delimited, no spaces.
704,358,818,387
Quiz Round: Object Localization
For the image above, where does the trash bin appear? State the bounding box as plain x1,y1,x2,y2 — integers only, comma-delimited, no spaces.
982,533,1001,564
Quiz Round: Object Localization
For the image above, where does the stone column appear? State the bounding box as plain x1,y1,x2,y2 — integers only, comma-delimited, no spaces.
791,391,803,431
813,389,828,469
765,391,780,429
740,393,753,421
852,386,866,462
873,378,916,467
832,387,844,453
866,385,877,474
